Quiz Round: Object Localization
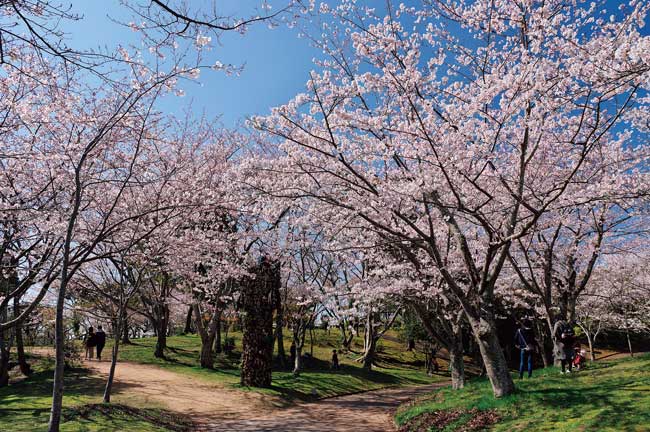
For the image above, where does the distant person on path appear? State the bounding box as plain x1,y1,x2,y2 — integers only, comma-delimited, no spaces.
553,320,576,374
84,327,97,360
95,326,107,361
331,349,340,370
515,319,536,378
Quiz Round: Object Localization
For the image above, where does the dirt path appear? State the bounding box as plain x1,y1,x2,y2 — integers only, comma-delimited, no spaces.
200,383,447,432
73,354,447,431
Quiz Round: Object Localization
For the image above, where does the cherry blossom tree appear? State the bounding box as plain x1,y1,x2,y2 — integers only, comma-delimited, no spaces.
254,0,650,397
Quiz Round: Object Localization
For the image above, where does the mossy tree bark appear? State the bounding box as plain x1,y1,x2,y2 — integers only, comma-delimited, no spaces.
239,259,279,387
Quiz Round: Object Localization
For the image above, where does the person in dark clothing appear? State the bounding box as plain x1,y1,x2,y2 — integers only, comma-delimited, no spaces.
84,327,96,360
553,320,576,374
331,349,340,370
95,326,107,361
289,342,296,368
514,319,536,379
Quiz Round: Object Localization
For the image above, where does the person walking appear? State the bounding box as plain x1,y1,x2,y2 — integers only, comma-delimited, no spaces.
515,319,536,378
95,326,107,361
84,327,97,360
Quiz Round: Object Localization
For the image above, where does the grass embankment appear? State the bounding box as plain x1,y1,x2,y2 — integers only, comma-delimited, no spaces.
0,354,193,432
396,354,650,432
116,329,445,400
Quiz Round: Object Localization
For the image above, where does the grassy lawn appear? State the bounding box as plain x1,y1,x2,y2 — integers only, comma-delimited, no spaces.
395,354,650,432
116,329,445,400
0,354,193,432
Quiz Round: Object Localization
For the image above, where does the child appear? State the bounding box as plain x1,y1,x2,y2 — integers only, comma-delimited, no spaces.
573,346,586,370
331,349,340,370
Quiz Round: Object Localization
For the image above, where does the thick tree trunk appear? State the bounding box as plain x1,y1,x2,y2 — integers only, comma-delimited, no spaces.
153,305,168,359
449,344,465,390
466,313,514,398
192,304,219,369
240,259,278,387
449,319,465,389
154,323,167,358
199,337,215,368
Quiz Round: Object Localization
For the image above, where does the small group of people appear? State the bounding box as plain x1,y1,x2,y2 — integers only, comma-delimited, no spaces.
84,326,107,361
553,320,586,374
514,318,587,379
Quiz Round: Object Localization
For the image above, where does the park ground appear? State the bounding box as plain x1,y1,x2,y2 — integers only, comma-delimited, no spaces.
0,332,648,431
396,353,650,432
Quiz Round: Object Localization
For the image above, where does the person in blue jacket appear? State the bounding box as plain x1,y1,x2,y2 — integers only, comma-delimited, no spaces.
515,319,536,379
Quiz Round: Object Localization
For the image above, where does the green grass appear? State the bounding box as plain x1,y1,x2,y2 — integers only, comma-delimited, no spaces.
116,330,445,400
0,354,193,432
395,354,650,431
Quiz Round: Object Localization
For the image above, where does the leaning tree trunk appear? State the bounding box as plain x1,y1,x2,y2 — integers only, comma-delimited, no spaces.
240,259,278,387
104,309,125,403
362,314,376,371
467,314,515,398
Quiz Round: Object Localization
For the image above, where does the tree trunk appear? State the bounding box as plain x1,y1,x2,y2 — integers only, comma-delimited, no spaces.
214,313,222,354
192,304,219,369
13,296,31,376
362,313,376,371
103,310,124,403
0,331,9,387
449,318,465,389
626,328,634,357
309,326,314,357
292,344,303,376
240,259,277,387
121,317,131,345
467,315,515,398
586,332,595,362
154,305,168,359
273,281,286,367
449,343,465,390
184,306,194,334
48,269,71,432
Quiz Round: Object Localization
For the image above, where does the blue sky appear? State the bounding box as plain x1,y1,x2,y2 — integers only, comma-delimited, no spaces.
64,0,648,128
67,0,320,127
